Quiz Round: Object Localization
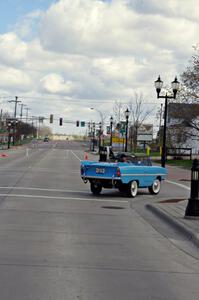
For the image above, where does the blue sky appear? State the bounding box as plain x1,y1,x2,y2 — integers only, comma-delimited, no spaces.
0,0,55,33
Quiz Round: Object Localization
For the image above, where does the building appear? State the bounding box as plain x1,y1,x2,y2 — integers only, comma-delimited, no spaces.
167,103,199,154
52,134,74,141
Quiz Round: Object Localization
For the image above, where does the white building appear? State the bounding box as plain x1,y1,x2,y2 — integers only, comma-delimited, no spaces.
167,103,199,154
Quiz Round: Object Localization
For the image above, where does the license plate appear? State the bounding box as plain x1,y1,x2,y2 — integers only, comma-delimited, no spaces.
96,168,105,174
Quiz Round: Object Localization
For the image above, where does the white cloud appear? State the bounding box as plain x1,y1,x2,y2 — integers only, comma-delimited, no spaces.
38,0,198,60
0,66,32,91
40,73,74,94
0,33,27,67
39,0,139,55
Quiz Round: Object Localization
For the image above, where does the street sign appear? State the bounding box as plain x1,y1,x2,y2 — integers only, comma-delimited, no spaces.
120,128,125,135
137,124,153,142
112,137,125,144
106,126,110,134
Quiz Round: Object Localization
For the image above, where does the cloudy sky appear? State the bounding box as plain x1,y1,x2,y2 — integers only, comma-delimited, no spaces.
0,0,198,134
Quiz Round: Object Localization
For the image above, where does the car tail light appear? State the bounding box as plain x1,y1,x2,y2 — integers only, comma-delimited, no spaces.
116,168,121,177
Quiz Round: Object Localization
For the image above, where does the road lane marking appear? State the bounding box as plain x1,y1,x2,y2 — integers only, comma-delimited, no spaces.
0,168,81,173
0,187,88,193
0,193,129,203
166,180,190,191
71,150,81,161
26,148,29,159
65,150,69,159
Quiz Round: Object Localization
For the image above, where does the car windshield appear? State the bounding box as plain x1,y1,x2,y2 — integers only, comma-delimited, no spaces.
113,152,152,165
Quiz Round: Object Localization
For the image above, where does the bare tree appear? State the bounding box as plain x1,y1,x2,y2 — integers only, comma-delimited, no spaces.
181,45,199,100
112,100,123,125
171,46,199,141
128,93,154,151
38,125,52,137
155,103,164,145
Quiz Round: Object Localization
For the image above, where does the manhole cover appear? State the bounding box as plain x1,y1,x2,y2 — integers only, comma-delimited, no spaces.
102,206,125,209
158,199,186,204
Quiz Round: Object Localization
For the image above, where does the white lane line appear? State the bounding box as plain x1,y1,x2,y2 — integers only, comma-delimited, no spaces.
0,187,88,194
71,150,81,161
0,193,128,203
65,149,69,159
166,180,190,191
0,168,80,173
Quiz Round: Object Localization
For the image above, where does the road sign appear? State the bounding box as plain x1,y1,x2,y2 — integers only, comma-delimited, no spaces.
106,126,110,134
120,128,125,135
112,137,125,144
137,124,153,142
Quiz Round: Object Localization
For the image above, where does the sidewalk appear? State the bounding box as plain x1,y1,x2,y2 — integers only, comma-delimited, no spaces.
147,163,199,247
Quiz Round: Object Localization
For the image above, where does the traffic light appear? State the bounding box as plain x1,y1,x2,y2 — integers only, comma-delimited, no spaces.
76,120,79,127
59,118,63,126
50,114,53,123
81,121,85,127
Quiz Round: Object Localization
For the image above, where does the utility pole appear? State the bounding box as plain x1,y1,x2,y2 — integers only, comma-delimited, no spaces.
8,96,21,145
0,109,2,130
25,107,30,123
19,103,26,121
8,96,21,120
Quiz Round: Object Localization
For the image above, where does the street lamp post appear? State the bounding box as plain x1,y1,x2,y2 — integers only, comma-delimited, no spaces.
154,76,180,168
92,122,95,152
125,108,130,152
110,116,113,146
8,96,21,145
90,107,104,151
98,122,102,151
90,107,103,126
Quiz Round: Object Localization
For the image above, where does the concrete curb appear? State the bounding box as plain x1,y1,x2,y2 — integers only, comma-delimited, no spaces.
146,203,199,248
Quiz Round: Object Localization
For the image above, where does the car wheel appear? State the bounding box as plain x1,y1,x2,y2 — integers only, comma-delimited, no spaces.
118,184,126,192
148,179,161,195
127,180,138,198
90,182,102,195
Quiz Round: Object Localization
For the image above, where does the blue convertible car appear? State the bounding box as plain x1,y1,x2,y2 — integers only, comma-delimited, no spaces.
80,155,167,197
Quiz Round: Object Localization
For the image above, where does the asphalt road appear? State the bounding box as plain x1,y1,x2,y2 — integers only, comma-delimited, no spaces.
0,140,198,300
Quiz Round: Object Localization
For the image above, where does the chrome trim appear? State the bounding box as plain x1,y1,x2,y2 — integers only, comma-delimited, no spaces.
121,173,165,176
81,176,121,180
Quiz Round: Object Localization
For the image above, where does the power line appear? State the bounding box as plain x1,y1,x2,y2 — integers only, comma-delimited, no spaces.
7,95,160,106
